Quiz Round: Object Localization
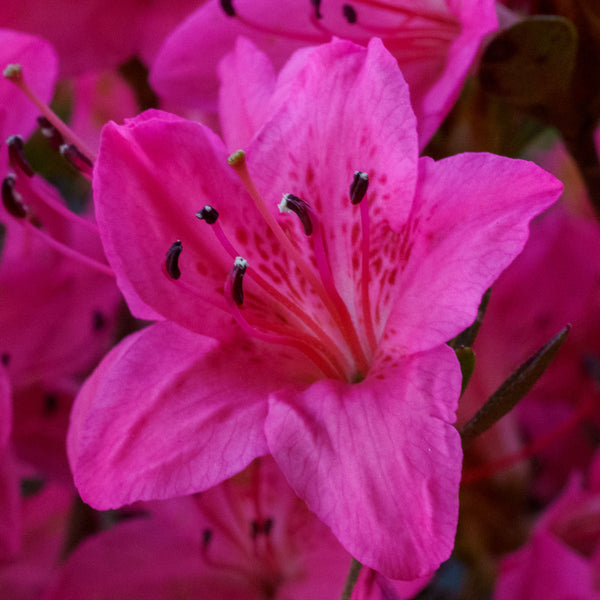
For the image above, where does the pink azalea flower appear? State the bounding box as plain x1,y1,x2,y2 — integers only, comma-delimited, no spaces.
493,451,600,600
1,48,124,480
44,458,429,599
150,0,498,146
0,0,204,76
68,39,561,579
459,205,600,498
0,475,73,600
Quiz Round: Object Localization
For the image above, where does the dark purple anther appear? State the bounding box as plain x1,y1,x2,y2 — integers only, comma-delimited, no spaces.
231,257,248,306
202,529,213,548
165,240,183,280
342,4,357,23
279,193,314,236
195,205,219,225
7,135,34,177
37,116,64,150
311,0,322,19
350,171,369,205
220,0,236,16
60,144,93,176
2,174,27,218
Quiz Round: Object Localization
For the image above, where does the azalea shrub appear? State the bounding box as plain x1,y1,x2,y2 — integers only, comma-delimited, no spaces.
1,1,599,599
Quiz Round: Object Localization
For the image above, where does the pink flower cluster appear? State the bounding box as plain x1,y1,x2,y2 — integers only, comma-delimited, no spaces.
4,1,598,598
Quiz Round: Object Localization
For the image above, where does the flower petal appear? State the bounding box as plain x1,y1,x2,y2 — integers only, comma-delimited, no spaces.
218,36,276,150
68,321,316,509
265,344,462,579
94,111,247,333
382,154,563,355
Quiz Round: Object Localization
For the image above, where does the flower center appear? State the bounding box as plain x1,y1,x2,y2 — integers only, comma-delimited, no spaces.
168,151,377,382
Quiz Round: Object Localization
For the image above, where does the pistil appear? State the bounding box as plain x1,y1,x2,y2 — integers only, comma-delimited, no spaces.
228,150,369,375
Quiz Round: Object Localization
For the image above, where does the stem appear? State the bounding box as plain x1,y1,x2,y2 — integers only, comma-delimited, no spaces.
341,558,363,600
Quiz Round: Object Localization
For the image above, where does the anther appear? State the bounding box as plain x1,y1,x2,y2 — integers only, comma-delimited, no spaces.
60,144,93,177
195,205,219,225
165,240,183,280
43,393,58,416
220,0,236,16
92,310,106,331
37,116,65,150
342,4,358,24
350,171,369,204
3,63,22,83
7,135,34,177
230,257,248,306
2,174,28,218
311,0,323,19
202,529,213,548
278,193,313,235
227,149,246,167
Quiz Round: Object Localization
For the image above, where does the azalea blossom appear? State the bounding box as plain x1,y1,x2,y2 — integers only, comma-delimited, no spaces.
459,205,600,498
0,0,203,76
68,38,561,579
44,457,430,599
150,0,498,145
493,450,600,600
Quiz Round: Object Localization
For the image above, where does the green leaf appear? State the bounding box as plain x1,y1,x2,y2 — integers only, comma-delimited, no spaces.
461,325,570,447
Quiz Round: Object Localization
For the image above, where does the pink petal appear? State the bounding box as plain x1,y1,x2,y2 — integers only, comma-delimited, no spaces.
43,517,259,600
94,111,250,333
494,530,594,600
265,344,462,579
218,36,276,150
246,38,418,342
0,28,57,144
68,321,316,509
383,154,563,355
150,0,311,110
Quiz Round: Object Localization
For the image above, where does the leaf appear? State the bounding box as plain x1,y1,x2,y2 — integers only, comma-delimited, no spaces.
461,325,570,447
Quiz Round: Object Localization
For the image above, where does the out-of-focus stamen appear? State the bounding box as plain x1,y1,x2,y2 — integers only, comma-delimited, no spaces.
4,64,97,163
60,144,93,179
7,135,34,177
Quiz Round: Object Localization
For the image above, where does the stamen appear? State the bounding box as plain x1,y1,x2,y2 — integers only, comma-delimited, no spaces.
202,529,213,548
220,0,236,16
350,0,458,26
350,171,369,205
4,64,97,163
21,217,115,276
224,258,340,378
311,0,323,19
342,4,358,24
278,193,313,236
165,240,183,280
230,256,248,306
196,205,219,225
2,174,28,218
229,151,369,375
60,144,93,179
351,171,377,353
195,207,352,377
37,116,65,150
7,135,34,177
